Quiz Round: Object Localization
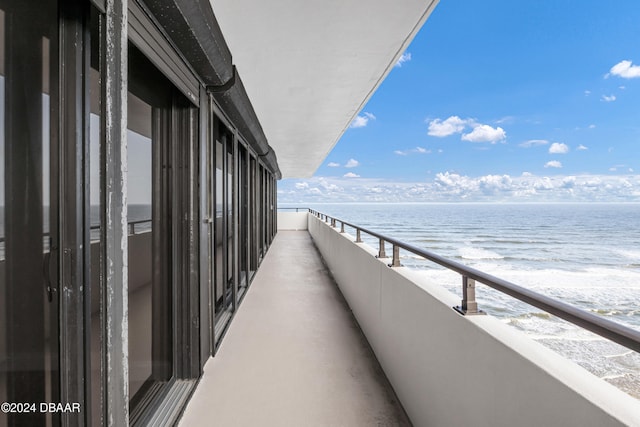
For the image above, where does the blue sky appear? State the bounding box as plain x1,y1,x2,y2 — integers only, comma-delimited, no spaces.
279,0,640,203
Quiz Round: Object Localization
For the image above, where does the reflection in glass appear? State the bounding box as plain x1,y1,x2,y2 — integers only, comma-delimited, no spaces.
89,7,101,422
257,166,263,258
127,92,154,401
226,138,234,292
127,44,175,414
0,9,5,418
1,3,59,425
213,125,234,334
238,145,248,297
0,12,4,265
215,138,223,314
249,157,257,278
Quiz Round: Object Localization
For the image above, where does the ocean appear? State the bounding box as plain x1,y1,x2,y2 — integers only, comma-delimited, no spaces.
282,203,640,399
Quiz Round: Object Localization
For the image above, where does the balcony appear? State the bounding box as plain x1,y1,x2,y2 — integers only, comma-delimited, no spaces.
179,228,410,426
179,211,640,427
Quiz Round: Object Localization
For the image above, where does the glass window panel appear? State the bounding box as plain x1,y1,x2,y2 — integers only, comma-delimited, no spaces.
238,145,248,296
1,3,59,425
214,138,224,316
89,75,102,427
127,92,155,401
88,8,102,425
127,44,175,412
249,157,257,276
226,138,233,291
0,8,6,415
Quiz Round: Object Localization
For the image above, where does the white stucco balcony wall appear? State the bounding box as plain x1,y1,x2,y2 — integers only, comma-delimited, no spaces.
277,211,308,231
307,212,640,427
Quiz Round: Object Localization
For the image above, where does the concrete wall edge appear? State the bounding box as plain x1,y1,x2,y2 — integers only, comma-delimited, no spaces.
307,213,640,427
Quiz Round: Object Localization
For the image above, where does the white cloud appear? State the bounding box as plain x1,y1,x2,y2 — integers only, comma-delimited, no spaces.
545,161,563,168
461,125,506,143
318,177,341,192
495,116,515,124
609,164,629,173
350,112,376,128
560,177,577,190
345,158,360,168
350,116,368,128
602,94,616,102
427,116,507,143
520,139,549,148
395,52,412,67
619,86,626,90
427,116,469,137
278,174,640,203
343,172,360,178
588,124,596,129
609,60,640,79
394,146,430,156
577,144,588,151
327,162,340,167
549,142,569,154
584,90,591,96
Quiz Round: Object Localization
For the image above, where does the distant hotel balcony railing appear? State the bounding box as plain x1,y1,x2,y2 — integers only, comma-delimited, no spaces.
293,208,640,355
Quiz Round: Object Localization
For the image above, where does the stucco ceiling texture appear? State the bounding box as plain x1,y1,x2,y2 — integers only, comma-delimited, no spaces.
210,0,439,178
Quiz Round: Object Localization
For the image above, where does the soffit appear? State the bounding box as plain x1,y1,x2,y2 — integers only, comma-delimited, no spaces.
209,0,438,178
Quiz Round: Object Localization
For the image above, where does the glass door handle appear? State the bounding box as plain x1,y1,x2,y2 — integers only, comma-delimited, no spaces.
43,246,58,302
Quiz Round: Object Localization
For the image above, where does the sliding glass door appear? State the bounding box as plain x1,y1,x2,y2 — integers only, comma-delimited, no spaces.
127,43,177,418
210,118,235,342
0,1,60,426
90,13,200,424
237,143,248,299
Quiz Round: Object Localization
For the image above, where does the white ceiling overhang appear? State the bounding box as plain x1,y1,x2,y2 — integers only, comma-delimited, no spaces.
209,0,439,178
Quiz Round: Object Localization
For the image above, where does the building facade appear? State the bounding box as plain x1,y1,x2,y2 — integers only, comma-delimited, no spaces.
0,0,279,425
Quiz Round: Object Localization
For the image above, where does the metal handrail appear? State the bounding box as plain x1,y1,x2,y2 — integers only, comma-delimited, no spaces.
307,208,640,354
277,207,311,213
0,219,153,244
88,218,152,235
124,219,152,235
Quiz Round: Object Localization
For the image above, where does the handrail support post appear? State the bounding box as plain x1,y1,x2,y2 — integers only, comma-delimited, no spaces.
390,245,401,267
455,276,485,315
356,229,362,243
377,238,387,258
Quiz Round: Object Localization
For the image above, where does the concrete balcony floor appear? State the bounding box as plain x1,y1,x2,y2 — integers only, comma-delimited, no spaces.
179,231,411,426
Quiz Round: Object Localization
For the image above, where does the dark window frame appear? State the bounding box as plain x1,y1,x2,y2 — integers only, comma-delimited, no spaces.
96,1,202,425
